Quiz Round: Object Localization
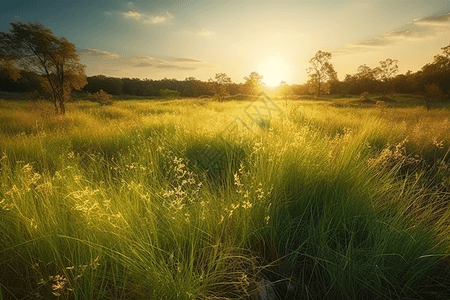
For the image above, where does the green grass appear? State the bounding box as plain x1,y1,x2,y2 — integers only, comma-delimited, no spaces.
1,97,450,299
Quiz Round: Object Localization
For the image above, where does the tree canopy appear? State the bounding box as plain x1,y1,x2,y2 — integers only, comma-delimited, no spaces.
208,73,232,102
0,22,87,114
307,50,337,97
241,72,264,96
375,58,398,96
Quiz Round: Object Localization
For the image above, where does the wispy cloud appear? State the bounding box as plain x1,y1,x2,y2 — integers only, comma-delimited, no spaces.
355,38,390,47
78,48,120,59
122,10,142,19
79,48,210,72
156,64,197,70
383,29,429,40
122,9,174,25
197,29,212,36
334,11,450,56
414,12,450,27
168,58,204,63
147,16,166,23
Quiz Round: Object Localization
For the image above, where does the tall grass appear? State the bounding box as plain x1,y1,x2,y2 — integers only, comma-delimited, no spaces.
1,98,450,299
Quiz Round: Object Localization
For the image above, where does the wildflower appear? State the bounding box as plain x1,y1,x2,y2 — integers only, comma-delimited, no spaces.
432,138,444,149
0,198,14,210
242,200,252,209
50,275,68,297
91,256,100,269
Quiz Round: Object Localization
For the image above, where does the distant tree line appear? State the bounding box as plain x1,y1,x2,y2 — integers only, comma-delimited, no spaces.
82,76,244,98
1,43,449,99
301,45,450,97
0,73,243,98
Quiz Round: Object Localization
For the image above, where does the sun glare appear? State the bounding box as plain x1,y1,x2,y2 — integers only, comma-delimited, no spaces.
257,54,290,87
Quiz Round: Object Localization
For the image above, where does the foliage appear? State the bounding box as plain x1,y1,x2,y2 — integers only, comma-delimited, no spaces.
421,45,450,94
375,58,398,95
159,88,180,99
344,64,378,95
278,81,293,105
307,50,337,96
208,73,231,102
0,22,87,114
424,83,446,110
88,89,113,106
360,91,370,100
241,72,264,96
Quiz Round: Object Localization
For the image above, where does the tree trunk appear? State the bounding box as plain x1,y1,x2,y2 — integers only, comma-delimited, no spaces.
60,101,65,115
53,101,59,114
58,96,65,115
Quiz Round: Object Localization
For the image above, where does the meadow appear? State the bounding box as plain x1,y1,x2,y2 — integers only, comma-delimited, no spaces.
1,95,450,299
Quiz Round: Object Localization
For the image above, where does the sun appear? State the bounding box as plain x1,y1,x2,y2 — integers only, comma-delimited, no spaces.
257,54,290,87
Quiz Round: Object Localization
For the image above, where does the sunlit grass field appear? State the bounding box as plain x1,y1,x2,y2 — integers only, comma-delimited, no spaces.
1,96,450,299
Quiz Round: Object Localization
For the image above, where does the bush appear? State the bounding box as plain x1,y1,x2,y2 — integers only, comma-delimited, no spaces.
160,89,180,99
88,89,113,106
424,83,446,110
360,92,370,100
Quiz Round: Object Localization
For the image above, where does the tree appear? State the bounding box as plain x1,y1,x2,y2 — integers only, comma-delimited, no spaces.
241,72,264,96
278,81,293,106
0,22,87,114
88,89,113,106
307,50,337,97
159,89,180,99
374,58,398,96
208,73,231,102
355,64,378,93
421,44,450,94
424,83,446,110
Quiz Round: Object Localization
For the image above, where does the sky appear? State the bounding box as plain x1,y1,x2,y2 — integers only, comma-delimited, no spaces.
1,0,450,86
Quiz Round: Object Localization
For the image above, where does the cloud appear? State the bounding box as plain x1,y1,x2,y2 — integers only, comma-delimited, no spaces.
414,12,450,27
154,64,197,70
147,16,166,23
384,29,425,39
121,10,175,25
133,57,200,70
354,38,390,47
168,58,204,63
145,12,174,24
334,11,450,56
197,29,212,36
80,48,209,72
122,10,142,19
78,48,120,59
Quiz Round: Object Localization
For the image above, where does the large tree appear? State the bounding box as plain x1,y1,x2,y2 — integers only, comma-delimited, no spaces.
0,22,87,114
241,72,264,96
208,73,231,102
421,44,450,93
374,58,398,96
307,50,337,97
278,81,293,106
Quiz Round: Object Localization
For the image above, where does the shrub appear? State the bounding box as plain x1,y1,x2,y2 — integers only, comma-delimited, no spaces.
424,83,446,110
88,89,113,106
360,92,370,100
160,89,181,99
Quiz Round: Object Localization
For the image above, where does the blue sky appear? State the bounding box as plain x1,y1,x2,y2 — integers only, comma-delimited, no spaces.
1,0,450,85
